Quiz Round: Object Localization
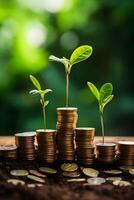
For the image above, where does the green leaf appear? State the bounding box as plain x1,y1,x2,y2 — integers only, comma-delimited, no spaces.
29,89,40,95
44,100,49,107
30,75,41,90
40,89,52,96
70,45,93,66
99,83,113,104
102,95,114,108
87,82,99,101
49,55,69,65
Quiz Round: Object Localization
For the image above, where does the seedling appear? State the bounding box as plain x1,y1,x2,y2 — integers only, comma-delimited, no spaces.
87,82,114,144
29,75,52,130
49,45,93,107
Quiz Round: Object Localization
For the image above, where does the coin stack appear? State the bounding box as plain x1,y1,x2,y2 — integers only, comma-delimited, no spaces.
117,141,134,166
75,128,95,166
56,107,78,161
15,132,36,160
96,143,116,164
36,129,56,163
0,145,17,159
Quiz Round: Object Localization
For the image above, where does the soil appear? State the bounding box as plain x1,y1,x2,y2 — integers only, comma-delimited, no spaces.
0,159,134,200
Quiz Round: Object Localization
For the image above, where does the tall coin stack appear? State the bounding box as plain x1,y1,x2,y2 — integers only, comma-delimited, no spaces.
117,141,134,166
75,128,95,166
56,107,78,161
15,132,36,160
36,129,56,163
96,143,116,164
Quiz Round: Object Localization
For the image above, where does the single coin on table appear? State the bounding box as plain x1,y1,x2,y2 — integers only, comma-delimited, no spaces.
113,180,131,186
129,169,134,175
67,178,86,182
61,163,78,172
27,175,45,183
106,177,122,182
7,179,25,186
39,167,57,174
82,168,99,177
62,171,81,178
29,170,46,178
87,177,106,185
10,170,29,176
103,170,122,175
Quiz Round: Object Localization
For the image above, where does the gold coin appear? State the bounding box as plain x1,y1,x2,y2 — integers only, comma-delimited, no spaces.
27,184,36,188
39,167,57,174
27,175,45,183
29,170,46,178
67,178,86,182
113,180,131,186
119,166,134,171
106,177,122,182
103,170,122,175
129,169,134,175
61,163,78,172
10,170,29,176
7,179,25,185
82,168,99,177
87,177,105,185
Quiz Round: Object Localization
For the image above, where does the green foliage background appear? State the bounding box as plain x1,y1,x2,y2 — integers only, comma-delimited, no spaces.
0,0,134,136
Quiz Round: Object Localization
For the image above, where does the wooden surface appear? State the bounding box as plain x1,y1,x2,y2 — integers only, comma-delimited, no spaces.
0,136,134,145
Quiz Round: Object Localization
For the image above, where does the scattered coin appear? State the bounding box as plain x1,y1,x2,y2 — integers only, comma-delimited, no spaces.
103,170,122,175
113,180,131,186
62,171,81,178
39,167,57,174
119,166,134,171
27,175,45,183
106,177,122,182
7,179,25,186
29,170,46,178
61,163,78,172
27,184,36,188
67,178,86,182
82,168,99,177
10,169,29,176
36,183,44,187
87,177,106,185
129,169,134,175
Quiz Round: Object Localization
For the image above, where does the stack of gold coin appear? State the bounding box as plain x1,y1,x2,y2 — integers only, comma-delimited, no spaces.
0,145,17,159
36,129,56,163
56,107,78,161
15,132,36,160
75,128,95,165
117,141,134,166
96,143,116,164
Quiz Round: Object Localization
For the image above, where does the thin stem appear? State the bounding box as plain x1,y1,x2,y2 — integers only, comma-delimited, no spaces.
99,107,105,144
43,106,46,130
66,73,69,107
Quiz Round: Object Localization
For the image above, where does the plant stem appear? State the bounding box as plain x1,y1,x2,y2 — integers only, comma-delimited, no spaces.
43,106,46,130
66,73,69,107
99,108,105,144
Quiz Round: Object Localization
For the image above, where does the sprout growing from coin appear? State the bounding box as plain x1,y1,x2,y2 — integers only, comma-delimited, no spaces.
29,75,52,130
49,45,93,107
87,82,114,144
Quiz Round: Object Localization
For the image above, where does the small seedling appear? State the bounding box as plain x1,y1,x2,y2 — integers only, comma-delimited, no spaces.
87,82,114,144
29,75,52,130
49,45,93,107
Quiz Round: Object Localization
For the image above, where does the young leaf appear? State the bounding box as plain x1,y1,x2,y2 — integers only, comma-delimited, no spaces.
87,82,100,101
30,75,41,90
70,45,93,66
44,100,49,107
40,89,52,96
49,55,69,65
29,89,40,95
99,83,113,104
102,95,114,108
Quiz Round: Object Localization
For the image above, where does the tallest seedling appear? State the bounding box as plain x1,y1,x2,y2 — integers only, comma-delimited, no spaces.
49,45,93,107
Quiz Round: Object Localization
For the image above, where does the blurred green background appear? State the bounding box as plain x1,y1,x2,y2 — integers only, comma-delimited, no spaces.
0,0,134,136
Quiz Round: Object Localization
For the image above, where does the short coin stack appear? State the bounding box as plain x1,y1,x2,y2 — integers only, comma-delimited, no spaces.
36,129,56,163
117,141,134,166
75,128,95,166
56,107,78,161
15,132,36,160
96,143,116,164
0,145,17,159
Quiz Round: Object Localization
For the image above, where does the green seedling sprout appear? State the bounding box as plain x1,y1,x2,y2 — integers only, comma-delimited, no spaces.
87,82,114,144
29,75,52,130
49,45,93,107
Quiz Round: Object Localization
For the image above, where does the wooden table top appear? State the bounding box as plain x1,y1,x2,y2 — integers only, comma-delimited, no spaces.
0,136,134,145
